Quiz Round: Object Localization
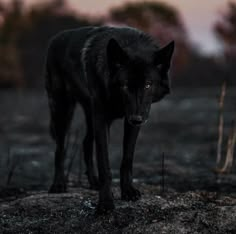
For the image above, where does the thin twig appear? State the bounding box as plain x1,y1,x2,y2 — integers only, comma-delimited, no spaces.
230,121,236,161
217,120,236,173
216,81,226,165
161,152,165,194
6,150,19,186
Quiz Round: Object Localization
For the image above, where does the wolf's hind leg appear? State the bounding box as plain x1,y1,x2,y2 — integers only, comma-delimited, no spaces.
48,91,75,193
82,103,99,190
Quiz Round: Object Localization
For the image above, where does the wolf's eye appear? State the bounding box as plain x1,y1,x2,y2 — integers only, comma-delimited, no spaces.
145,83,151,90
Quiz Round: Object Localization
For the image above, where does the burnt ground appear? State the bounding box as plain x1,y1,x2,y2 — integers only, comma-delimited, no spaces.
0,87,236,233
0,184,236,234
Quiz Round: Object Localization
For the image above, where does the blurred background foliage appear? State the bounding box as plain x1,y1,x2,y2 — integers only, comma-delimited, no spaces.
0,0,235,88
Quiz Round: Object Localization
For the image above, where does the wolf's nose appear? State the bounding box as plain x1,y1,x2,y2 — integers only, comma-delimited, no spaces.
129,115,143,125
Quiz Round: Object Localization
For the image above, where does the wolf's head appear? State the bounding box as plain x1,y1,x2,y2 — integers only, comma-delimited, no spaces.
107,38,174,126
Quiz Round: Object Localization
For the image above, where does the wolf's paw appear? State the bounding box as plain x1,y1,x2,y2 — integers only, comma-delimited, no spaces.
48,182,67,193
121,186,141,201
96,200,115,215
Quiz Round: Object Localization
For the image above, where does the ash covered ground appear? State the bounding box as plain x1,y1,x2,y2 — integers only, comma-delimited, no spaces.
0,87,236,233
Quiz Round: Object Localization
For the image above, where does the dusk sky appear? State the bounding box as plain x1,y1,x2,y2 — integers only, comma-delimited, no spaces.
67,0,232,54
5,0,236,54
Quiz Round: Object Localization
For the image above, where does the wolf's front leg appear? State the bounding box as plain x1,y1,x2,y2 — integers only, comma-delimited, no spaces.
120,119,141,201
94,115,114,213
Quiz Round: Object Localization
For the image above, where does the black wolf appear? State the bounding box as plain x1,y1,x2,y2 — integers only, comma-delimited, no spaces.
45,26,174,213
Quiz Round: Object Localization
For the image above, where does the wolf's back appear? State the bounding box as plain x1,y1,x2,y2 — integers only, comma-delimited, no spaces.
45,26,157,94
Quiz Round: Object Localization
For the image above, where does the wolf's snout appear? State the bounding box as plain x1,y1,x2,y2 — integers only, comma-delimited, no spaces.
128,115,144,126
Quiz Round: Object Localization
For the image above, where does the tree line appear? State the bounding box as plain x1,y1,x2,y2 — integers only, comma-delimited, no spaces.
0,0,235,88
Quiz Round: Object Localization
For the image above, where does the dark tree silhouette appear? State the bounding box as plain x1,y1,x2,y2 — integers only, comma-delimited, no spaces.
0,0,24,88
107,1,190,74
214,2,236,86
17,1,92,87
214,2,236,57
0,0,96,88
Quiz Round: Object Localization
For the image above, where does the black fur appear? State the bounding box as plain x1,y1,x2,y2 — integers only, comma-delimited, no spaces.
45,26,174,213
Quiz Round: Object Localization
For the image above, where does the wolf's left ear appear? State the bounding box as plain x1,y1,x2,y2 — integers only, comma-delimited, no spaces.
107,38,128,75
154,41,175,71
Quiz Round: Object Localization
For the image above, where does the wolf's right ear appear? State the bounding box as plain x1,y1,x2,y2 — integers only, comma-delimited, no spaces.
107,38,128,75
154,41,175,71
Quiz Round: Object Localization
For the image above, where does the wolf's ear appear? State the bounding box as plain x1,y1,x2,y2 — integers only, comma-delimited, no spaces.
107,38,128,74
154,41,175,71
